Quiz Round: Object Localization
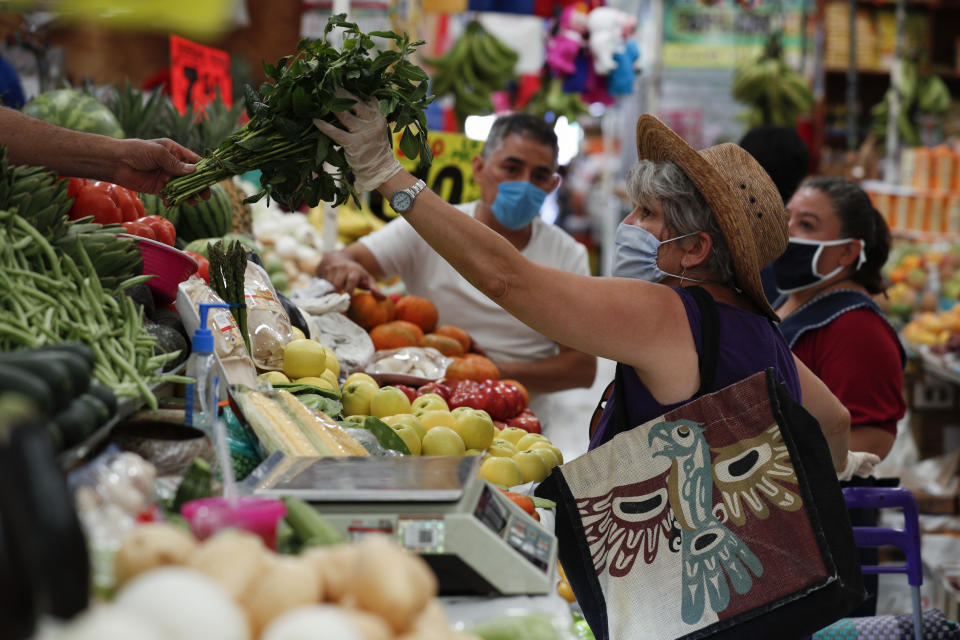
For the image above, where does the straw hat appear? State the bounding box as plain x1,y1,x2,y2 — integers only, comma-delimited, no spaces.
635,114,789,320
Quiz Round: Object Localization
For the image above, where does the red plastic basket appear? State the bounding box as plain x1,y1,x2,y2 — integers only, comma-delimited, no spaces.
120,233,198,305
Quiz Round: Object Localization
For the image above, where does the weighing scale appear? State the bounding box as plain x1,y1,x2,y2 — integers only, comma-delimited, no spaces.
245,454,558,596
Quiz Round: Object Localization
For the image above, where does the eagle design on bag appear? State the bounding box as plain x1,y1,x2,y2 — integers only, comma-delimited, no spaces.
576,419,800,625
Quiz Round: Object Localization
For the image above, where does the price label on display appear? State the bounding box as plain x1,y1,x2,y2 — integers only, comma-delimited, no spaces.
370,131,484,220
170,35,233,114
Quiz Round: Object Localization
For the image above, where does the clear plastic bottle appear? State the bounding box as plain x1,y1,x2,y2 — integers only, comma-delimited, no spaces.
185,302,230,434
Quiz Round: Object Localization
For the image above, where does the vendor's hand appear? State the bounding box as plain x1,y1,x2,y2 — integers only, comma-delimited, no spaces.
837,450,882,482
112,138,209,200
317,257,383,298
313,97,402,193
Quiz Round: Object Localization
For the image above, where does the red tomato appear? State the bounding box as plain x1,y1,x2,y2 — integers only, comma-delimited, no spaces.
64,177,87,199
120,220,156,241
131,193,146,218
112,187,142,222
394,384,417,403
139,215,176,246
72,185,121,225
183,250,210,282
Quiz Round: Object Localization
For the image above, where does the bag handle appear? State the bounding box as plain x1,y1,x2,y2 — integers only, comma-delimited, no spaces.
589,286,720,438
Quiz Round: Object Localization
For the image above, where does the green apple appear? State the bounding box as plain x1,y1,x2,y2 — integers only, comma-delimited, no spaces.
513,450,550,483
479,456,523,487
341,380,378,416
370,385,412,418
392,424,422,455
531,447,560,470
382,413,427,440
487,438,519,458
497,426,529,446
452,408,495,450
417,410,456,431
412,393,449,413
465,449,483,456
517,433,549,451
528,441,564,464
421,426,466,456
343,372,378,388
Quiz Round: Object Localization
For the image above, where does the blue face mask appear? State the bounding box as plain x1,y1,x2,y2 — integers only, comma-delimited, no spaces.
491,181,548,230
612,223,701,282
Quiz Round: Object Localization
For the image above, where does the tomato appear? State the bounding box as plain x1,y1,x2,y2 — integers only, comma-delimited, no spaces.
120,220,156,241
64,177,87,199
71,185,121,225
394,384,417,403
111,187,142,222
131,193,146,218
183,250,210,282
139,215,176,246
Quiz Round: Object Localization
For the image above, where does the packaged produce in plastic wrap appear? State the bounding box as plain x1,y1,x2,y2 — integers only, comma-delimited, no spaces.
244,261,295,371
291,278,375,375
177,276,258,388
364,346,453,379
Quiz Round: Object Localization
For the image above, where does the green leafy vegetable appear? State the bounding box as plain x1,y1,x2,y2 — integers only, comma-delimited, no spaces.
357,416,410,455
295,393,342,418
162,14,434,210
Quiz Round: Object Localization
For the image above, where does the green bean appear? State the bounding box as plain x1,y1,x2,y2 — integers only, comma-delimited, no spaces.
0,321,38,347
11,215,61,280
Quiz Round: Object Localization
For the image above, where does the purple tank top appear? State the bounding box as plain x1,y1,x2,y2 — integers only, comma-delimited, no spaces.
588,287,802,450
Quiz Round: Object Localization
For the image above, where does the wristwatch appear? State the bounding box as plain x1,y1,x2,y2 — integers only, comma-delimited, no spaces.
389,179,427,213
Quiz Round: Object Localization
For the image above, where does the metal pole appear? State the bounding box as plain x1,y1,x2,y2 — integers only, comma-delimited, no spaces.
846,0,858,151
884,0,907,183
646,0,664,117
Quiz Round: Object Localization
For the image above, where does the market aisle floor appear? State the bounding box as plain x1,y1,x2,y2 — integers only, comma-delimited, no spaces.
540,357,616,464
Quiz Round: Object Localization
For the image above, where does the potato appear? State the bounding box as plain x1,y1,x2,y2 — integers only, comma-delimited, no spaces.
114,523,198,587
345,536,436,634
301,544,360,604
187,530,265,600
240,553,321,635
342,608,393,640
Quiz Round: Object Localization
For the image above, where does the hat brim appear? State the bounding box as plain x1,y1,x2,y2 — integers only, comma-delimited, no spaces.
635,115,777,321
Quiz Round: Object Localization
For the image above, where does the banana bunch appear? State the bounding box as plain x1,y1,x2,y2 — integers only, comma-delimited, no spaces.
429,21,519,123
870,59,951,147
0,149,142,290
732,33,814,127
525,77,589,123
308,201,385,246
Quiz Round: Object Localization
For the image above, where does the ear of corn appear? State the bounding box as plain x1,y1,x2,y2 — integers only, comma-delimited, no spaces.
275,390,369,457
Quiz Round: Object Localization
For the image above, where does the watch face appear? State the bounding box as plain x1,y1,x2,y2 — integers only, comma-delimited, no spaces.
392,192,413,212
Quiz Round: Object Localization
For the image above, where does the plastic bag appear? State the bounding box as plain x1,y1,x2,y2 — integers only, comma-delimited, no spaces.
364,346,453,379
244,261,295,371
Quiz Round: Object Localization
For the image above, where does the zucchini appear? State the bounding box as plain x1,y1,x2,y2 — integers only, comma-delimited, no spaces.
0,363,53,413
0,350,92,398
76,394,109,427
4,358,73,413
35,342,95,369
171,458,213,512
0,420,90,620
282,496,344,547
53,397,100,448
0,510,37,639
86,383,117,418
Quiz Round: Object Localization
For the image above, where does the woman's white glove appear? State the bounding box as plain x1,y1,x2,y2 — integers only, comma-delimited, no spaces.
313,97,402,193
837,450,882,482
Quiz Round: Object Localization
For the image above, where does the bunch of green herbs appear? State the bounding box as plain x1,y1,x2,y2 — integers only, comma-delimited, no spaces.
162,14,433,210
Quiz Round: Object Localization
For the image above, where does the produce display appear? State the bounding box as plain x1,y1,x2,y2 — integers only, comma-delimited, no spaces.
162,15,434,209
731,33,814,127
22,88,125,138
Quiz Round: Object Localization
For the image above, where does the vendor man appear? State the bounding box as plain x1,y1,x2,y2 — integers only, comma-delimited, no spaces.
318,113,597,422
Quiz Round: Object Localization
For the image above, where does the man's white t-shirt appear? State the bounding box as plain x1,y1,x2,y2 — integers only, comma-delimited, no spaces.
359,201,590,366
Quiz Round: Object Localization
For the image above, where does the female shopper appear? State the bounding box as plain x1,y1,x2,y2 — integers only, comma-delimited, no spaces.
315,102,873,478
774,177,905,460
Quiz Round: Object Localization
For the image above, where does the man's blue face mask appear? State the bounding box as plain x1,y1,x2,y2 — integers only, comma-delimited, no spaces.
490,181,548,230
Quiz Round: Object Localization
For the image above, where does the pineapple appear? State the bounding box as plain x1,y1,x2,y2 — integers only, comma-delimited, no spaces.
220,177,253,235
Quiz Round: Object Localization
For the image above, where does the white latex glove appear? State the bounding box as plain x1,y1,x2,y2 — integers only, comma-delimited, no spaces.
837,450,882,482
313,96,402,193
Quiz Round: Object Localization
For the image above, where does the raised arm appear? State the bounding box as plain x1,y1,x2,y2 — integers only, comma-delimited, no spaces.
494,345,597,393
0,106,199,194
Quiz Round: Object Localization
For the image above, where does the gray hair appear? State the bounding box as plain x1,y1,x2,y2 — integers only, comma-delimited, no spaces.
626,160,734,285
482,113,559,165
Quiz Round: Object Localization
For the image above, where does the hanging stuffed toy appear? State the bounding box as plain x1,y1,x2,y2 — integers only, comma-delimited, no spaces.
586,6,637,76
545,4,589,76
608,39,640,95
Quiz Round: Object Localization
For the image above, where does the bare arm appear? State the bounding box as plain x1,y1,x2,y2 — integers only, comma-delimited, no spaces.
494,345,597,393
316,241,388,295
0,107,199,194
849,426,895,459
794,354,850,470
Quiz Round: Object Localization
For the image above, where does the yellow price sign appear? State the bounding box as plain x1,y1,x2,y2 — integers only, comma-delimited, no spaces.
371,131,484,220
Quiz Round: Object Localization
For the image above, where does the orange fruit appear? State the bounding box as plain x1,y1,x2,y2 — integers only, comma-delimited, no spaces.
433,324,471,352
347,292,395,330
369,320,424,351
445,354,500,381
394,295,439,333
420,333,465,357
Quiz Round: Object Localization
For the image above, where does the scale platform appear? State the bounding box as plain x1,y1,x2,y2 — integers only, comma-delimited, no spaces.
246,454,558,596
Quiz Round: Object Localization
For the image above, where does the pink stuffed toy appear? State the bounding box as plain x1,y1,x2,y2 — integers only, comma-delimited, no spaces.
545,4,589,76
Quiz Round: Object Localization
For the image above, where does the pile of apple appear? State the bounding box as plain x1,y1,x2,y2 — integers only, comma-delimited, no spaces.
338,373,563,488
258,332,342,391
880,243,960,322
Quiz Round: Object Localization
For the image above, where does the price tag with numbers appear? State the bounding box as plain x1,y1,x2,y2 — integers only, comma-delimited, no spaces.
170,34,232,114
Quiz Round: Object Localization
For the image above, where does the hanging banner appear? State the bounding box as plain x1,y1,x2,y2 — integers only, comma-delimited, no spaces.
170,35,232,114
663,0,806,69
371,131,484,219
